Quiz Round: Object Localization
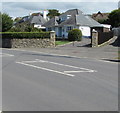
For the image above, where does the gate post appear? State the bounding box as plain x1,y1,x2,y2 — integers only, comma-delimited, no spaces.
50,31,56,47
92,29,98,47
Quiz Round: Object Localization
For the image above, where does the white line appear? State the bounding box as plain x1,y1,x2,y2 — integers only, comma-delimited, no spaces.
16,61,75,77
35,59,96,72
22,61,39,63
97,59,119,64
64,70,96,73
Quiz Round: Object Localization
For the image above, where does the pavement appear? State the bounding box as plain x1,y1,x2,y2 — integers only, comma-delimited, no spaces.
1,46,118,111
14,36,119,63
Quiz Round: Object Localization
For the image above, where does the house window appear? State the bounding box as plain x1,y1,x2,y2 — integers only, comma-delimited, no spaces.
48,27,52,31
66,26,73,32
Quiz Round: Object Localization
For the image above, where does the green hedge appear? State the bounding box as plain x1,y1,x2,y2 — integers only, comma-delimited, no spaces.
1,32,50,39
68,29,82,41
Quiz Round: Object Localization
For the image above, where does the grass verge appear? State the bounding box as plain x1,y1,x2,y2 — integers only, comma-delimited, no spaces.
55,41,70,46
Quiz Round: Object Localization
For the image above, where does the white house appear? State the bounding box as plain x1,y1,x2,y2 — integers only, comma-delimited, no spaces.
16,10,48,30
43,9,102,39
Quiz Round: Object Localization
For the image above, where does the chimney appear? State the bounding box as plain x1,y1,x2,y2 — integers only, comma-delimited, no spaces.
43,10,47,20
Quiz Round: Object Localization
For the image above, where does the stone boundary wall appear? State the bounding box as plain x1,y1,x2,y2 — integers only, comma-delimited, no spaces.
1,31,55,48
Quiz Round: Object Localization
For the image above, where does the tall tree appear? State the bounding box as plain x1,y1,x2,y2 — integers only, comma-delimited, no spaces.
0,12,2,32
47,9,60,19
1,13,13,32
108,9,120,27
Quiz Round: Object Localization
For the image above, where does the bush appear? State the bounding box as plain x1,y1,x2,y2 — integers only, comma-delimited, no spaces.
1,32,50,39
68,29,82,41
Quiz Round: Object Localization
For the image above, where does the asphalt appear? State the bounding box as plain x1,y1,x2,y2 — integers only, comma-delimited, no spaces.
1,48,118,111
15,36,119,62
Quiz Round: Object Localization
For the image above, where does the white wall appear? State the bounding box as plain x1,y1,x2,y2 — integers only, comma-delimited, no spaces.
46,25,91,39
79,26,91,37
34,24,45,29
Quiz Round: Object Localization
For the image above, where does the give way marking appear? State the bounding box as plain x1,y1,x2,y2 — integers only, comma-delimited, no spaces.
16,59,97,77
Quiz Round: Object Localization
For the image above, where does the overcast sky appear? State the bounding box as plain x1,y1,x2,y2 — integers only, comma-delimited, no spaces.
1,0,119,18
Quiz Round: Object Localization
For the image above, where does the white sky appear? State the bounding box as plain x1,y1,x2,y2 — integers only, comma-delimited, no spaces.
1,0,120,18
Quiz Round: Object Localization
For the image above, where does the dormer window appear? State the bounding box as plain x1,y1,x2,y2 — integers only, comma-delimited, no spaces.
67,15,71,19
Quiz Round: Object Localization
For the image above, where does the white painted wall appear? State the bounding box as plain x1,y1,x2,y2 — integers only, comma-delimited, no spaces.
79,26,91,37
34,24,45,29
46,25,91,39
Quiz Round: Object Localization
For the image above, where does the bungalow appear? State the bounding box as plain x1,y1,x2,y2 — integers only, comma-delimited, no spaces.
43,9,102,39
15,11,48,30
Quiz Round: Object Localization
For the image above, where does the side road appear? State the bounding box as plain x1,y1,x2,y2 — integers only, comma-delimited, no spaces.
7,36,119,62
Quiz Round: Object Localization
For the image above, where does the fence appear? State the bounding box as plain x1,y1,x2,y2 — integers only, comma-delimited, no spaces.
92,29,114,47
98,31,114,45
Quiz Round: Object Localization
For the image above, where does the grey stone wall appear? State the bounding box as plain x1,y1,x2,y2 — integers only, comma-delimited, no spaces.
2,31,56,48
92,29,98,47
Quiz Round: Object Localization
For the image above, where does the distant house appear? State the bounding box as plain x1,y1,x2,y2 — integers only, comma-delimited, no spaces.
91,11,109,22
43,9,103,39
15,11,48,30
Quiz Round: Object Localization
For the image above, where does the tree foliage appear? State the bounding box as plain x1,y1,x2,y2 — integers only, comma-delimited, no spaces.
47,9,60,19
108,9,120,27
9,25,42,32
68,29,82,41
1,13,13,32
97,18,109,24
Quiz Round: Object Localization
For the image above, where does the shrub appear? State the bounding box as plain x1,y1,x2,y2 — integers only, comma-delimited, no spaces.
1,32,50,39
68,29,82,41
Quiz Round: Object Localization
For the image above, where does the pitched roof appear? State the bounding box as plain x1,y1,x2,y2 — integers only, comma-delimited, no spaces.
91,11,109,21
43,16,59,27
17,15,46,25
59,15,76,26
43,9,101,27
30,15,46,25
76,15,101,27
60,9,83,17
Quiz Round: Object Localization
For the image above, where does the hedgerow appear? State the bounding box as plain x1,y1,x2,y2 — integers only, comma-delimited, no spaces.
1,32,50,39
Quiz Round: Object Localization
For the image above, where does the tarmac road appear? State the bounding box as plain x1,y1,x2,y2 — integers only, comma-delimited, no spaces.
1,48,118,111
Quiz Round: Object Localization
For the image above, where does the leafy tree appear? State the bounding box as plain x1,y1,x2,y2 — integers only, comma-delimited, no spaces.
1,13,13,32
0,12,2,32
47,9,60,19
97,18,109,24
108,9,120,27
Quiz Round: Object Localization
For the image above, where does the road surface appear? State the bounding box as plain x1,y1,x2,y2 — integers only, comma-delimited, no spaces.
1,48,118,111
